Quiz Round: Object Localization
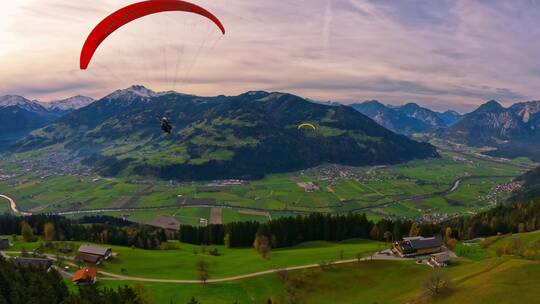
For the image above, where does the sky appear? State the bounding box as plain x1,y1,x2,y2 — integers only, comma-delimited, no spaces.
1,0,540,112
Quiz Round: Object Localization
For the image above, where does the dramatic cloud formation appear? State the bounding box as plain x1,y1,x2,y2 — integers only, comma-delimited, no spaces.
1,0,540,112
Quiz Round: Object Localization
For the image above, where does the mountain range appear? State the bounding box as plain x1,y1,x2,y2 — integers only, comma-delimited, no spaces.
437,100,540,160
0,95,94,150
351,100,461,135
14,86,438,180
4,85,540,177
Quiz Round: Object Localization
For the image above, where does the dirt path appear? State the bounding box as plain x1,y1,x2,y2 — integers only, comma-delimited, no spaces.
98,252,426,284
2,248,456,284
99,258,365,284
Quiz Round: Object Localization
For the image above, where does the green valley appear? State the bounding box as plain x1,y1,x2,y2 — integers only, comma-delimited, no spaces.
1,142,534,227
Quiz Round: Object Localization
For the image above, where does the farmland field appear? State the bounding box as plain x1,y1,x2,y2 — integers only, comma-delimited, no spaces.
0,143,536,225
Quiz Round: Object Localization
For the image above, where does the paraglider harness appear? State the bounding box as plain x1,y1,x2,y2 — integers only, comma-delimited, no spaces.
161,118,173,134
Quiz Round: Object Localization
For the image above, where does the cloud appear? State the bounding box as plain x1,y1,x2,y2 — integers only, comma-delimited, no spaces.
0,0,538,112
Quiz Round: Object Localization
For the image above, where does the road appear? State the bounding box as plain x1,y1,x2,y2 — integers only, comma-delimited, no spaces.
449,179,461,193
0,194,31,216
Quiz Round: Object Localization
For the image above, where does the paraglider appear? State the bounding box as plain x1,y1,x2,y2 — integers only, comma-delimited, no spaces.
80,0,226,70
298,123,317,131
161,117,173,134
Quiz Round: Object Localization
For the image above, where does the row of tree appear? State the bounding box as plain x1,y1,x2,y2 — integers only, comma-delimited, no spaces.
3,197,540,251
445,197,540,239
176,213,406,248
0,215,176,250
178,198,540,249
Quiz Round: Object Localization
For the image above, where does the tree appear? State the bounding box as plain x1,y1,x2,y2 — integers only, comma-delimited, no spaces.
253,234,272,259
21,221,35,242
44,222,56,242
370,225,380,240
133,282,154,304
187,297,200,304
424,271,452,297
446,238,458,251
409,222,421,237
224,233,231,248
383,231,393,242
196,259,210,284
445,227,453,242
392,221,402,241
518,223,526,233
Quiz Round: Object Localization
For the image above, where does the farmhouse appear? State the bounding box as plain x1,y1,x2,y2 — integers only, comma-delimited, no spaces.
75,245,112,264
11,257,52,270
392,236,443,257
428,252,452,267
0,238,9,250
72,267,97,285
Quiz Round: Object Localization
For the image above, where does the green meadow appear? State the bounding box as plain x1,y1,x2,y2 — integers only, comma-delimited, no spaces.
1,146,532,226
96,231,540,303
5,230,540,303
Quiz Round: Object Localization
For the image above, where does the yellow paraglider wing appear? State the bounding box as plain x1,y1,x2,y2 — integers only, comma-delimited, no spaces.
297,123,317,130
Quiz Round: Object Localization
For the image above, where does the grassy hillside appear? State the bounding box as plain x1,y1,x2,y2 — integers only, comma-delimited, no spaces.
4,237,383,280
15,87,437,181
5,231,540,303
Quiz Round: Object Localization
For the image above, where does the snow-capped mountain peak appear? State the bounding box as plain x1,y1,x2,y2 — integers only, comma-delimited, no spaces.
106,85,158,100
43,95,95,111
0,95,32,107
0,95,47,112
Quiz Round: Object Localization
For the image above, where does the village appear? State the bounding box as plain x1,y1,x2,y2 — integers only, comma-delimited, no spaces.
301,164,387,186
2,152,93,180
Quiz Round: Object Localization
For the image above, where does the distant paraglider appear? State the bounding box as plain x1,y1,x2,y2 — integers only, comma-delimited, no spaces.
80,0,226,70
161,117,173,134
297,123,317,131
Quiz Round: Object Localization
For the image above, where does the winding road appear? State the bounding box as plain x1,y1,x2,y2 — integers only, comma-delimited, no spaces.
0,194,30,216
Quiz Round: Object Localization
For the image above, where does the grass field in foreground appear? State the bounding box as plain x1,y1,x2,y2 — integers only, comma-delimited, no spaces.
95,231,540,304
100,239,384,280
98,276,284,304
3,236,384,280
7,231,540,303
96,256,540,304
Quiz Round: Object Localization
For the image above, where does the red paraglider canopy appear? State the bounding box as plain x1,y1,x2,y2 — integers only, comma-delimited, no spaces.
80,0,225,70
